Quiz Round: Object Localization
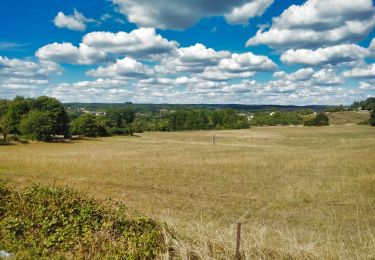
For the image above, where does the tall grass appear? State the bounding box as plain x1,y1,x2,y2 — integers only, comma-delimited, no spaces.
1,125,374,258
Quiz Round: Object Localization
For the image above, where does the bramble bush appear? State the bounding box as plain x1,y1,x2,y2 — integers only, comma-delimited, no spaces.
0,181,167,259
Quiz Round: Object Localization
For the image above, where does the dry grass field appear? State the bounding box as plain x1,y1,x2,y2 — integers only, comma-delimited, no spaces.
326,111,370,125
1,125,375,259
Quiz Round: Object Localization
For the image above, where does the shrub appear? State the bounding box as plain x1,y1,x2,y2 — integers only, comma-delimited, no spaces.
0,182,166,258
370,110,375,126
315,113,330,126
303,113,329,126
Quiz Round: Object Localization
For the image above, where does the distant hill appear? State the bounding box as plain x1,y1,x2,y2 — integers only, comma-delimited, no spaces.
64,103,329,113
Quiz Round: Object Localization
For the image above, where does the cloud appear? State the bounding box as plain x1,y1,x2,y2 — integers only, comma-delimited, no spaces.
0,42,27,50
343,64,375,78
370,38,375,51
311,68,344,85
246,0,375,49
358,80,375,90
280,44,369,65
156,44,276,80
111,0,274,29
274,67,344,86
217,52,277,72
0,56,60,98
0,56,60,79
87,57,153,78
82,28,178,59
224,0,274,24
156,43,230,73
199,52,277,81
35,42,108,65
53,10,95,31
274,68,315,81
45,79,133,103
36,28,178,64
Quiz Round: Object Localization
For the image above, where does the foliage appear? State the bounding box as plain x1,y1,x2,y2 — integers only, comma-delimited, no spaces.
350,97,375,111
71,114,107,137
33,96,70,136
0,181,166,259
324,105,347,112
3,96,32,135
19,111,55,141
0,96,70,141
304,113,330,126
370,110,375,126
167,109,249,131
105,108,136,128
297,108,315,115
250,111,303,126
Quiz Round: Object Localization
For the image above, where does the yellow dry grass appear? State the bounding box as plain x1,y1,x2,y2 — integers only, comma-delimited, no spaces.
326,111,370,125
1,125,375,259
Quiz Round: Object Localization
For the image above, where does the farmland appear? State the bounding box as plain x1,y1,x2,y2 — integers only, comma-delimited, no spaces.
1,125,375,258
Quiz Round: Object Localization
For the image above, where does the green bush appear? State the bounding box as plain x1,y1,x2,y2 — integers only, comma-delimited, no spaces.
303,113,330,126
0,182,166,259
370,110,375,126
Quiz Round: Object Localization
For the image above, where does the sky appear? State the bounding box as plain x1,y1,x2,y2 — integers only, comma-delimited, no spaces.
0,0,374,105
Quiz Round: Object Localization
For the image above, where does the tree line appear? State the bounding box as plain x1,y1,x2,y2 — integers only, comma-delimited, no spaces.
0,96,251,141
0,96,136,141
1,95,373,142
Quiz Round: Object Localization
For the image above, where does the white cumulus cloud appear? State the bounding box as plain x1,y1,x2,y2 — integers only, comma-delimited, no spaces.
246,0,375,49
53,10,95,31
111,0,274,29
343,64,375,78
280,44,369,66
36,28,178,64
87,57,153,78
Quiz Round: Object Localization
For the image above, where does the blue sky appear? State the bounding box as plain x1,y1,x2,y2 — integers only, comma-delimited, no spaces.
0,0,374,104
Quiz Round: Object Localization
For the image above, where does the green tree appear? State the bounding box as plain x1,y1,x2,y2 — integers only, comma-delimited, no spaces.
105,108,135,128
19,111,55,141
369,110,375,126
303,113,329,127
4,96,32,134
0,99,10,139
71,114,107,137
33,96,70,136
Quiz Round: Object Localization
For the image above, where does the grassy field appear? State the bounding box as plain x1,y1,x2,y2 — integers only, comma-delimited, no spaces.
326,111,370,125
1,125,375,259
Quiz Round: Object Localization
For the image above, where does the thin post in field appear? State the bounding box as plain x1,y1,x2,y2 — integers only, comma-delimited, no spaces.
235,222,241,259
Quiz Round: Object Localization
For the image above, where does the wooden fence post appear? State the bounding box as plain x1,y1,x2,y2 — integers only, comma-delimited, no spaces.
235,222,241,259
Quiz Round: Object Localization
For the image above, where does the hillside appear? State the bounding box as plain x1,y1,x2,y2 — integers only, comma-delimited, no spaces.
1,125,374,259
326,111,370,125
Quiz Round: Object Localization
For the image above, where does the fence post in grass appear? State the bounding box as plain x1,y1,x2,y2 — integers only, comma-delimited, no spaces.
212,131,216,145
235,222,241,259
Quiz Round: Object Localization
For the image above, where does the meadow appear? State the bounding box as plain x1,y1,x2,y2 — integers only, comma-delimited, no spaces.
1,124,375,259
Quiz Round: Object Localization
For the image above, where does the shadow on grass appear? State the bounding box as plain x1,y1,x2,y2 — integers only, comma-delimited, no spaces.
0,141,15,146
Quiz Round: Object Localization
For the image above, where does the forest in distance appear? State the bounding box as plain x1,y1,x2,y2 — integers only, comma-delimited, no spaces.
0,96,374,142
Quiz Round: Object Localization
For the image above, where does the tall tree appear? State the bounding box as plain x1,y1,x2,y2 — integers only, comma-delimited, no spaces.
4,96,32,134
105,108,135,128
33,96,70,136
71,114,107,137
0,99,10,139
19,111,55,141
370,110,375,126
